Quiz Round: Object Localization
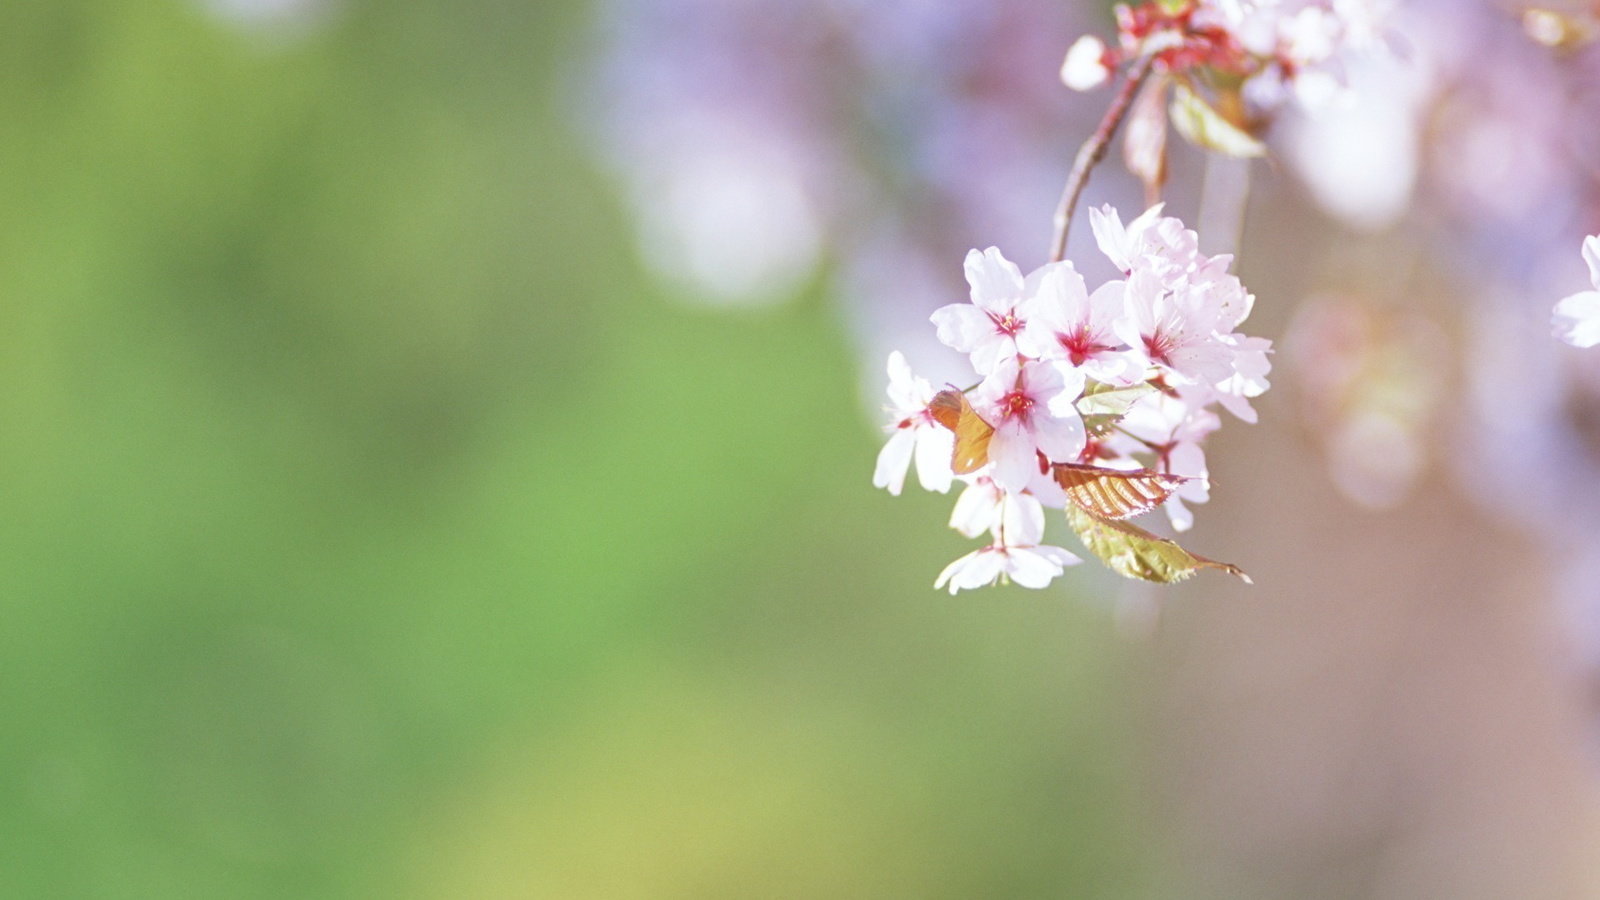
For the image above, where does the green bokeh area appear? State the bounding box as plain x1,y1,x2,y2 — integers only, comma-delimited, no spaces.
0,3,1153,896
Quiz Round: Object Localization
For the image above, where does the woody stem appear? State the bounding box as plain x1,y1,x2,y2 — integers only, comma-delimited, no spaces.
1048,54,1157,264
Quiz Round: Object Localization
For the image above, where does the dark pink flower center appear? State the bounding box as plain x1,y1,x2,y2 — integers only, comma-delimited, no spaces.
1143,330,1176,366
988,309,1023,336
1000,390,1033,421
1059,325,1112,367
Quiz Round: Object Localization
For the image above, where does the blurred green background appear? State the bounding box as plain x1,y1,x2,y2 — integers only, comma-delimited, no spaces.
0,3,1151,896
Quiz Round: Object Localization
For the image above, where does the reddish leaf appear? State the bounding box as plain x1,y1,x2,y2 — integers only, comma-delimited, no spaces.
928,390,995,475
1051,462,1187,520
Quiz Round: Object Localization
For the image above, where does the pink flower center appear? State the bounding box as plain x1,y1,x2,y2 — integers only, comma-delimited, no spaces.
988,309,1023,336
999,390,1033,422
1143,330,1177,366
1059,325,1112,367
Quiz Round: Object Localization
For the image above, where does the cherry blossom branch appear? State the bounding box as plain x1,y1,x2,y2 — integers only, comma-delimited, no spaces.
1048,54,1157,264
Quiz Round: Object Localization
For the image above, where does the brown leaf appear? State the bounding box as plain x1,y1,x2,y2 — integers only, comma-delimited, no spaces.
928,390,995,475
1123,76,1170,206
1051,463,1188,520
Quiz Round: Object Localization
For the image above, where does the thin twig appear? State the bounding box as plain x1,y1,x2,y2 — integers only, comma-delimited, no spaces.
1048,54,1157,264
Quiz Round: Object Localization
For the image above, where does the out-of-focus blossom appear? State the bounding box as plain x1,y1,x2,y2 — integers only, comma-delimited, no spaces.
1062,35,1113,90
1281,49,1426,231
1285,296,1446,510
1554,236,1600,347
198,0,333,38
1065,0,1394,162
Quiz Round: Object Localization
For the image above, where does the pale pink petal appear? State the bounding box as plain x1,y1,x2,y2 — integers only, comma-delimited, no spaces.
1031,411,1086,464
1169,442,1210,495
1032,545,1082,568
913,427,956,493
1090,205,1132,273
1043,363,1087,415
998,491,1047,546
1004,547,1068,589
1018,356,1067,402
1584,235,1600,289
987,423,1038,493
884,350,920,412
935,547,1003,594
1061,35,1110,91
949,479,1000,538
1087,280,1127,329
1554,290,1600,348
930,303,994,356
1168,341,1238,386
964,247,1025,311
969,334,1018,376
1214,390,1259,423
872,428,916,495
1164,495,1195,533
971,356,1020,410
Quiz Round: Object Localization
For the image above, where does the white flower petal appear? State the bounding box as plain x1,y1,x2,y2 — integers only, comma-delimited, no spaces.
1061,35,1110,91
913,427,956,493
935,547,1003,594
987,424,1038,493
1031,411,1086,464
998,491,1047,546
872,428,916,495
1004,546,1067,589
1164,495,1195,533
930,303,993,356
949,479,1000,538
965,247,1026,310
1554,290,1600,348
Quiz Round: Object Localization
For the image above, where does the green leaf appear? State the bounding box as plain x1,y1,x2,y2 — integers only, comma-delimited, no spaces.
1169,82,1267,158
1076,381,1156,418
1066,506,1251,584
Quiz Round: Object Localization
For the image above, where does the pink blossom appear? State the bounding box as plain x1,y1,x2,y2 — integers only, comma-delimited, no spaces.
1209,334,1274,422
1112,392,1222,532
1089,204,1169,276
934,542,1081,593
1115,269,1237,386
1016,262,1137,384
969,357,1087,491
930,247,1034,373
872,351,956,495
948,479,1043,540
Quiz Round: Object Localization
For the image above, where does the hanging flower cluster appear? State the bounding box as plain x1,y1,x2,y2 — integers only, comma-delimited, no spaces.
1553,235,1600,348
1065,0,1386,100
1062,0,1390,197
875,205,1270,590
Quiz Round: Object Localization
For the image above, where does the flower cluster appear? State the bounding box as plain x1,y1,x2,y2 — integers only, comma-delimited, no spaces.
1553,235,1600,348
1064,0,1388,107
875,205,1270,591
